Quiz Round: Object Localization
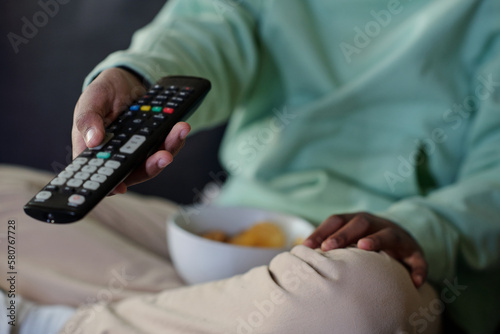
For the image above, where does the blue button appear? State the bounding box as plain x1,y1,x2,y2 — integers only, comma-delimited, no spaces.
130,105,140,111
96,152,111,159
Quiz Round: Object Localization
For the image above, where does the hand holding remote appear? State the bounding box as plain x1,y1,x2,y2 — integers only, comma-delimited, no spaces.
72,68,191,194
24,74,211,223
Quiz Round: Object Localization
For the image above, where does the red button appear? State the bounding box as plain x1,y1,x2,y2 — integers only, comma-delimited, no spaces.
163,108,174,114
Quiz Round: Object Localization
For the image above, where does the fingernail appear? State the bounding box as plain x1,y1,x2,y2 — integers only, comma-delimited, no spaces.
158,158,168,169
179,128,189,140
85,128,96,146
302,239,314,248
322,239,337,251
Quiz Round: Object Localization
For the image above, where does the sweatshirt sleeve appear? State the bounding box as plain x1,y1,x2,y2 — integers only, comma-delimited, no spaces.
83,0,260,133
378,32,500,284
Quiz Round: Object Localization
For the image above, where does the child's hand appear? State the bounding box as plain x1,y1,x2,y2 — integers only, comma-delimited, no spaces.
71,67,190,194
303,212,427,288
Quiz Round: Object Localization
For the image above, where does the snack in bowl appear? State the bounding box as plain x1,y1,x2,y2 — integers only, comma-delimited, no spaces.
201,221,286,248
167,205,315,284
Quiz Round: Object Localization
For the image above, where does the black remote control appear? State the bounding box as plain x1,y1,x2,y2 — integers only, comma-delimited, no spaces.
24,75,211,224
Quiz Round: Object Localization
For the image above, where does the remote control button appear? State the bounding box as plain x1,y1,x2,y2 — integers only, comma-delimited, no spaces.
90,133,114,151
139,127,152,135
172,97,184,103
80,151,94,158
67,178,84,188
59,170,74,179
182,86,194,92
98,167,114,176
51,177,67,186
132,118,144,125
155,95,168,100
163,107,174,114
146,120,161,128
96,152,111,160
130,105,140,111
105,160,121,169
78,188,92,196
124,125,137,133
35,191,52,201
153,114,167,121
65,164,81,172
120,135,146,154
81,165,97,173
112,154,127,162
141,105,151,112
74,172,90,180
63,186,76,194
151,100,163,106
152,106,163,112
178,91,190,97
44,185,58,192
73,157,89,165
166,102,179,108
68,194,85,206
153,84,163,90
83,181,100,191
139,112,151,119
89,158,105,167
107,125,120,134
91,174,107,183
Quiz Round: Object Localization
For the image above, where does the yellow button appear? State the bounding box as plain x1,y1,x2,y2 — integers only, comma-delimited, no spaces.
140,105,151,111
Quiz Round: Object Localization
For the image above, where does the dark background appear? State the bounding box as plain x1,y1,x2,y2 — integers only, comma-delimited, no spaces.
1,0,226,204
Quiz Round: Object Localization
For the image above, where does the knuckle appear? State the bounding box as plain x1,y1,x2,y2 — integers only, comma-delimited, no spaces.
331,234,345,246
353,213,371,231
74,110,97,133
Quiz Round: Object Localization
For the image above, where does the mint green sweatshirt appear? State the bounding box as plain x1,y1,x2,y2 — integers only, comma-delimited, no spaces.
85,0,500,332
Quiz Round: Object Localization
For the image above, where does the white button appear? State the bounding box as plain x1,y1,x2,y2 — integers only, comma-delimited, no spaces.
89,132,114,151
59,171,74,179
82,165,97,173
105,160,121,169
89,158,105,167
83,181,100,191
51,177,67,186
120,135,146,154
65,164,81,172
68,194,85,206
75,172,90,180
73,157,89,165
91,174,107,183
67,179,83,188
98,167,114,176
35,191,52,201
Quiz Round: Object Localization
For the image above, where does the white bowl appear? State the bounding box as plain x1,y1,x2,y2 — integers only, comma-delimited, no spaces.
166,205,315,285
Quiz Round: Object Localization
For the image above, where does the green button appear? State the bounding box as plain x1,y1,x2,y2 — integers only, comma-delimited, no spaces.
152,106,163,112
96,152,111,159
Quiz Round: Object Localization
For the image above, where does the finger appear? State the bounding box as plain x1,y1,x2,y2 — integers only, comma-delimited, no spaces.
109,182,128,196
72,84,112,157
163,122,191,157
122,150,174,188
357,229,427,288
356,227,400,251
321,213,372,251
405,252,428,288
303,214,354,249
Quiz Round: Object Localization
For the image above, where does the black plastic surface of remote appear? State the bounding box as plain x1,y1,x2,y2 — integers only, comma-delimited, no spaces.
24,76,211,224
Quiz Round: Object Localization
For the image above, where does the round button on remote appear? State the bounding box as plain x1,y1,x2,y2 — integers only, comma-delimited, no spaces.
68,194,85,206
35,191,52,201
